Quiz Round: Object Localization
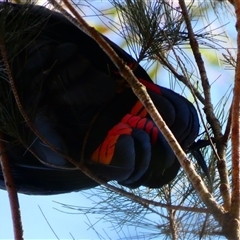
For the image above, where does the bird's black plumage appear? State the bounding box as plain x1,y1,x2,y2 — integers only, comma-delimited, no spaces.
0,3,200,195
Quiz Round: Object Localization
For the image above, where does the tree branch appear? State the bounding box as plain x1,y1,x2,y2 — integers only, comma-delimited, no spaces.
48,0,225,223
0,37,23,240
230,0,240,220
0,133,23,240
178,0,230,211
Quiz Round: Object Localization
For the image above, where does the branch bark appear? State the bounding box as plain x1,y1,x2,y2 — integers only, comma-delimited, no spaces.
48,0,225,223
0,37,23,240
230,0,240,221
178,0,231,211
0,135,23,240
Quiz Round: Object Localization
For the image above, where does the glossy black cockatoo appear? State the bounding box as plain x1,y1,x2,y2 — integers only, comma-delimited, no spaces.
0,3,201,195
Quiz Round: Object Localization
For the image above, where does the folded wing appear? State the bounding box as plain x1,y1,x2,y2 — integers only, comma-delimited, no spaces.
0,3,200,195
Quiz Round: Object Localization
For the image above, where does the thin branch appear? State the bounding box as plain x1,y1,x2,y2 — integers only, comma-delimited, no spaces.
179,0,222,141
169,210,178,240
166,184,178,240
176,3,222,137
38,205,60,240
222,105,232,145
0,131,23,240
73,165,211,214
155,53,205,104
50,0,225,222
169,44,222,166
218,105,232,211
230,0,240,220
178,0,231,212
0,39,23,240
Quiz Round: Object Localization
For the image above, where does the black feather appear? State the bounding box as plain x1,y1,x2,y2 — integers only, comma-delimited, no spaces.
0,3,203,195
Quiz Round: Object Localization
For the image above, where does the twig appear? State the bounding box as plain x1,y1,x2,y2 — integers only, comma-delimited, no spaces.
218,105,232,211
167,43,222,166
169,210,178,240
230,0,240,220
0,131,23,240
49,0,225,222
222,105,232,145
178,0,230,212
155,53,205,104
179,0,222,140
0,39,23,240
38,205,60,240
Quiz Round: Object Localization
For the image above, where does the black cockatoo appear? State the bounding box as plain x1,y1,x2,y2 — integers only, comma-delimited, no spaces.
0,3,201,195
